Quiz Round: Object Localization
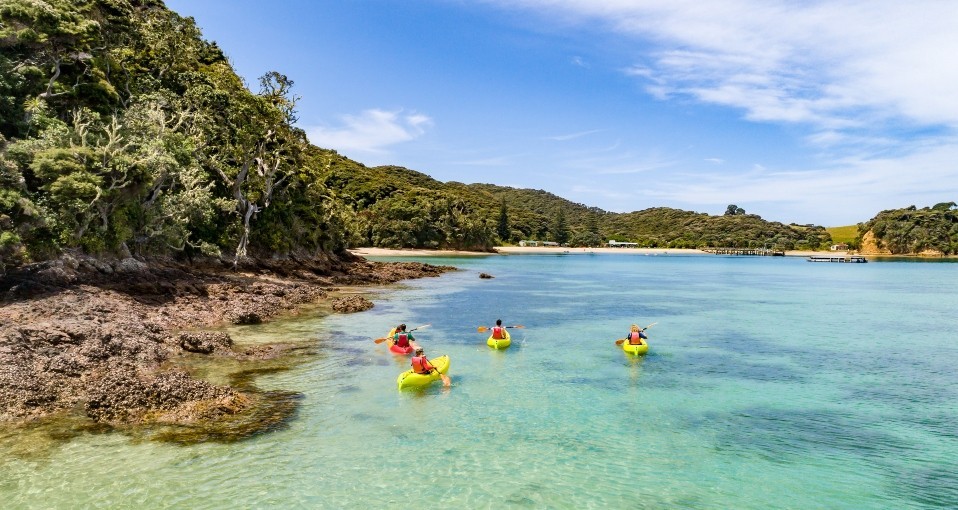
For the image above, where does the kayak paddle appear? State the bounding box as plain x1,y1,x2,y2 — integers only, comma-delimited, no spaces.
614,322,657,345
476,325,524,332
374,324,430,343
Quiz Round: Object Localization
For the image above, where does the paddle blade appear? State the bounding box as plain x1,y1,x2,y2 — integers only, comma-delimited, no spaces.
374,337,388,344
410,324,431,332
643,322,658,331
508,325,525,329
615,338,626,345
477,326,489,333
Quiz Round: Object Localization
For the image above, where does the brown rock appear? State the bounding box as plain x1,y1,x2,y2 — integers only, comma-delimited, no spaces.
0,253,456,433
332,295,374,313
178,332,233,354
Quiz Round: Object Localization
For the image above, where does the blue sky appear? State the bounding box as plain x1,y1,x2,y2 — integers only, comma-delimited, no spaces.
165,0,958,226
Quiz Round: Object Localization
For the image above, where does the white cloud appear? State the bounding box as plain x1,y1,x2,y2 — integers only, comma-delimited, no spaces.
490,0,958,134
478,0,958,224
306,109,433,155
641,138,958,224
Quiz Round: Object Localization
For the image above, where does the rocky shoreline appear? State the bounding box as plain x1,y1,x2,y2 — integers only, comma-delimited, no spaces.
0,252,455,441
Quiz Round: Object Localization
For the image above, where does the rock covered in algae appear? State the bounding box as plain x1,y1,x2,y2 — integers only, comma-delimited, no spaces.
331,295,374,313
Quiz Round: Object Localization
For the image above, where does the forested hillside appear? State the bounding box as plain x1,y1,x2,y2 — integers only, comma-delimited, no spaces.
0,0,840,277
857,202,958,255
0,0,355,275
606,207,831,250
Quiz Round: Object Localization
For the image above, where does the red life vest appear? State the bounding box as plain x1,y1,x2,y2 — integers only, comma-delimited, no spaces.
628,332,644,345
492,326,505,339
395,332,410,348
411,355,433,374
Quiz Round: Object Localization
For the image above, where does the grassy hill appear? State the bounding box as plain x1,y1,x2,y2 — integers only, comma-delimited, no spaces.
826,225,859,246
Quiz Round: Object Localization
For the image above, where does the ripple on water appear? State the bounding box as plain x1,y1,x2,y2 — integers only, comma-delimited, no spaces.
896,461,958,508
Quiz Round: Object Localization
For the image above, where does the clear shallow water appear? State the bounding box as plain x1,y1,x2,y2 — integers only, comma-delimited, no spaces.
2,253,957,509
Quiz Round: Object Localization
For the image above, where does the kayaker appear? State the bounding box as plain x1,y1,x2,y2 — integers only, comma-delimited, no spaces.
393,323,418,350
411,347,435,374
490,319,507,340
626,324,647,345
411,347,451,387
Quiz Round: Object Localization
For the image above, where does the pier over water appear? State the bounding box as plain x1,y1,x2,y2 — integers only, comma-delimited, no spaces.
807,255,868,263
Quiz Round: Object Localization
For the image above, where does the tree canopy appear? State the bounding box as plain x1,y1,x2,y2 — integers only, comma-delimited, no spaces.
858,204,958,254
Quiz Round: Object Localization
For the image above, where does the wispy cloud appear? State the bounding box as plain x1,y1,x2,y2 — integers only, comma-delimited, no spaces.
480,0,958,223
571,56,590,68
544,129,603,141
306,109,433,155
642,139,958,224
492,0,958,139
704,158,724,164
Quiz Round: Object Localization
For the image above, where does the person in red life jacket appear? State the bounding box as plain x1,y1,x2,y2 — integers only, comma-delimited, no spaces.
392,323,419,350
490,319,507,340
411,347,451,386
626,324,648,345
411,347,436,374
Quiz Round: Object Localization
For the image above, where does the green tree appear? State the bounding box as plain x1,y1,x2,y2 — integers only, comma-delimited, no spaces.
496,198,509,243
552,207,569,245
725,204,746,216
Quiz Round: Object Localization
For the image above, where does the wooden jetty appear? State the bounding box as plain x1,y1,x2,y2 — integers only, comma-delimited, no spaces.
702,248,785,256
806,255,868,263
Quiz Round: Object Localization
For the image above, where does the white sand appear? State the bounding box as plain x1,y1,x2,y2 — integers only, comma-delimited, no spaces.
350,246,841,257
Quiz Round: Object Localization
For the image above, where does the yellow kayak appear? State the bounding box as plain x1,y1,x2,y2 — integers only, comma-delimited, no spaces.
486,330,511,349
621,339,649,355
397,355,450,389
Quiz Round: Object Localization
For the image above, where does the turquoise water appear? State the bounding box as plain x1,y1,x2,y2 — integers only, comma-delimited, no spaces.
2,253,957,508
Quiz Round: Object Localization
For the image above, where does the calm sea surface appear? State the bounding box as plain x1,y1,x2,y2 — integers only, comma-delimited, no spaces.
2,253,957,509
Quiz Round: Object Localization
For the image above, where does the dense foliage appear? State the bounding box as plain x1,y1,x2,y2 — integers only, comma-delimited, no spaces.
605,208,831,250
858,203,958,254
0,0,843,275
0,0,351,273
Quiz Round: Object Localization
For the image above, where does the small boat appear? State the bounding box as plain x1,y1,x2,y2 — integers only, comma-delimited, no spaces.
486,329,511,349
621,339,649,355
385,328,415,355
397,355,450,389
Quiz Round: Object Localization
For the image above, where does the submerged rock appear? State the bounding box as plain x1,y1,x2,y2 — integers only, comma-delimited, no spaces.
332,295,374,313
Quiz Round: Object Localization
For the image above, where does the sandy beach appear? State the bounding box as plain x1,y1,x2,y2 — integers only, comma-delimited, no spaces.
350,246,839,257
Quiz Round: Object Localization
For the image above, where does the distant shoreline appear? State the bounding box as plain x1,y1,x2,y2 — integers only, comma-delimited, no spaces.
350,246,848,257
